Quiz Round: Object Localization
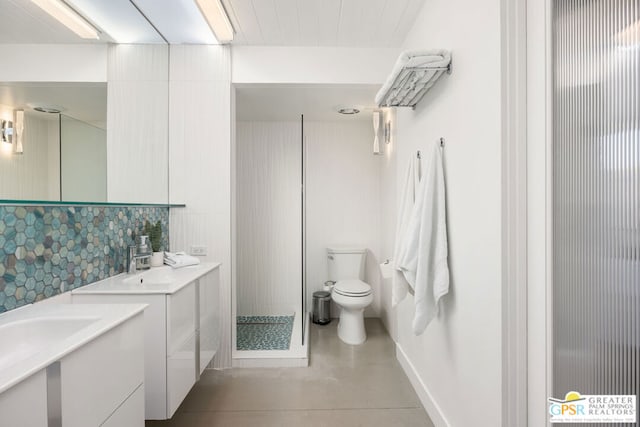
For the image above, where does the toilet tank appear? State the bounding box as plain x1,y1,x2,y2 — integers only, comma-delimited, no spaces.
327,247,367,281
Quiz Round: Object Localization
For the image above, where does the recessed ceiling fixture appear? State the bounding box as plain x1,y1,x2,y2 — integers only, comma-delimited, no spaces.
31,0,99,39
337,107,360,115
194,0,234,44
30,104,64,114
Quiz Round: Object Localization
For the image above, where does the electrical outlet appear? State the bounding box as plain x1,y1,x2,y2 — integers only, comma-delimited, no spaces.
190,246,207,256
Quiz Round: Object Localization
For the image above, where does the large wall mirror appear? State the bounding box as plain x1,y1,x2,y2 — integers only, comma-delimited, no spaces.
0,83,108,202
0,1,169,205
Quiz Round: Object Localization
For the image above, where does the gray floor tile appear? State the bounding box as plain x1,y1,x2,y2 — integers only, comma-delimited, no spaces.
147,318,434,427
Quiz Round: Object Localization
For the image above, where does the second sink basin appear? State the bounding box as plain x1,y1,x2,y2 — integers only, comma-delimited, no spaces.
0,316,98,370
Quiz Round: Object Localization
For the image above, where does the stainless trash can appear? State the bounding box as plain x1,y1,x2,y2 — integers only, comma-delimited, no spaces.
312,291,331,325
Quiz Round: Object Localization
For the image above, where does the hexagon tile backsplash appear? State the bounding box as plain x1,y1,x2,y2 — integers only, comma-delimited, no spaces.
0,205,169,313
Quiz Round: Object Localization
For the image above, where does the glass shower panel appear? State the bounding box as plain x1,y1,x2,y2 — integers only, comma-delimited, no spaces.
553,0,640,419
236,120,303,351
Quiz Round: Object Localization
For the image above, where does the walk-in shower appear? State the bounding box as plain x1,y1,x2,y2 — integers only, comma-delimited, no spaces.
232,104,308,367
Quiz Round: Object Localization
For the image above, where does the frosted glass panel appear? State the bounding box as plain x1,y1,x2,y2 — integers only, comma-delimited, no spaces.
553,0,640,414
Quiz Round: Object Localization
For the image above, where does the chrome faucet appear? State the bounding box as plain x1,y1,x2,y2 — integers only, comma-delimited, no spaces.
127,245,137,274
127,235,152,274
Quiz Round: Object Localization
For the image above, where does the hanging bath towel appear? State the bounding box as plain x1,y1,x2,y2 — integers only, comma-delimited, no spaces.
396,140,450,335
392,156,421,306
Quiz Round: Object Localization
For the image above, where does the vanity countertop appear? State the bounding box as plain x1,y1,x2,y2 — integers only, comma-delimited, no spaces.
0,303,146,394
71,262,221,295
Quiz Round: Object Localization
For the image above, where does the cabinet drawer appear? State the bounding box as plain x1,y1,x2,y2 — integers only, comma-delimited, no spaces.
60,313,144,427
166,331,196,418
102,384,145,427
199,270,220,373
167,282,196,356
0,370,47,427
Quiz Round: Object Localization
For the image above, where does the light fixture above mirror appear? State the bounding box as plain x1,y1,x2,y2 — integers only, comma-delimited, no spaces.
30,0,100,39
195,0,234,43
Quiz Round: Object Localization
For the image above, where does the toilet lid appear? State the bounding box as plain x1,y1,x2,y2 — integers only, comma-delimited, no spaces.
334,279,371,297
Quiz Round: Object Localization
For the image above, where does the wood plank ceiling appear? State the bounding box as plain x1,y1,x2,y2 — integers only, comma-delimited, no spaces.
222,0,426,47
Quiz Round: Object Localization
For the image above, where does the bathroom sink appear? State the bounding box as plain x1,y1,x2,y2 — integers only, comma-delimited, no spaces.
123,267,175,286
0,316,98,370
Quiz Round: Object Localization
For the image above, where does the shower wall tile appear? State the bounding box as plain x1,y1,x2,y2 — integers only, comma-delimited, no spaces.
0,205,169,313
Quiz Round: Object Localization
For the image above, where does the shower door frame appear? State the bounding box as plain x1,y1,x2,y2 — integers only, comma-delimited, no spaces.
526,0,556,426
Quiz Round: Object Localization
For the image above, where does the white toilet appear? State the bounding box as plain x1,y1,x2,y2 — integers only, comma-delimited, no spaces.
327,247,373,345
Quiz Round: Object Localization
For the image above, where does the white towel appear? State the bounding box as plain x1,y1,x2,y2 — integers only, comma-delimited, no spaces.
164,251,201,268
392,156,421,306
375,49,451,107
396,140,449,334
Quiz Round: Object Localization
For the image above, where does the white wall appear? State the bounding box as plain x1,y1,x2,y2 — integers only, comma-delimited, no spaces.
107,44,169,204
305,121,381,317
232,46,399,85
236,121,301,316
378,0,504,425
60,116,107,202
168,45,232,369
0,109,58,200
47,119,61,200
0,44,107,82
379,109,398,336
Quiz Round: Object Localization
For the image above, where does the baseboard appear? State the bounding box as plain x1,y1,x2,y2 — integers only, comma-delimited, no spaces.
396,343,450,427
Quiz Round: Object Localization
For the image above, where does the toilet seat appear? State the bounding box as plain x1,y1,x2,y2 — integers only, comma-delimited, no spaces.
334,279,371,297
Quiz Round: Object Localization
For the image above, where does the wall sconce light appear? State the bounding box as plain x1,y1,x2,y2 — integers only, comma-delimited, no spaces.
373,111,382,155
384,121,392,144
1,119,13,144
14,110,24,155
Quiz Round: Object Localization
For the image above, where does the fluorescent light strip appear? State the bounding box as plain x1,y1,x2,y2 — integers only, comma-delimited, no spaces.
194,0,234,44
31,0,99,40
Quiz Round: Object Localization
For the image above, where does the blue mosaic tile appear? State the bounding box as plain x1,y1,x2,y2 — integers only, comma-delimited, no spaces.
0,205,170,313
236,315,294,351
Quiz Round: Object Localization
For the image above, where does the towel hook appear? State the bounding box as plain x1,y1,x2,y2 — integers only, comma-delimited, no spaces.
439,137,445,147
417,150,421,159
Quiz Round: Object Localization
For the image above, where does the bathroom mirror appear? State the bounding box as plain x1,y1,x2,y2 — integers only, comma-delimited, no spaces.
0,3,169,205
0,82,108,202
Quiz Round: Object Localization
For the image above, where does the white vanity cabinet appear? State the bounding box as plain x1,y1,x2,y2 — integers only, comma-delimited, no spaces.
199,271,221,375
59,315,145,427
166,280,197,416
71,263,221,420
0,304,146,427
0,370,48,426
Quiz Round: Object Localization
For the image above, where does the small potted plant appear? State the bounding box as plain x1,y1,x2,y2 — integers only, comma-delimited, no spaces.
145,220,164,267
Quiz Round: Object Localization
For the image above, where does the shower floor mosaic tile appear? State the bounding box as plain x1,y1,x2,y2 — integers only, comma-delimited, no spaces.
236,315,294,351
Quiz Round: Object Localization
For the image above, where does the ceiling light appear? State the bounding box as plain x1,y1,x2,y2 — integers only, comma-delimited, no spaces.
31,0,99,40
337,107,360,115
194,0,234,44
33,105,63,114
